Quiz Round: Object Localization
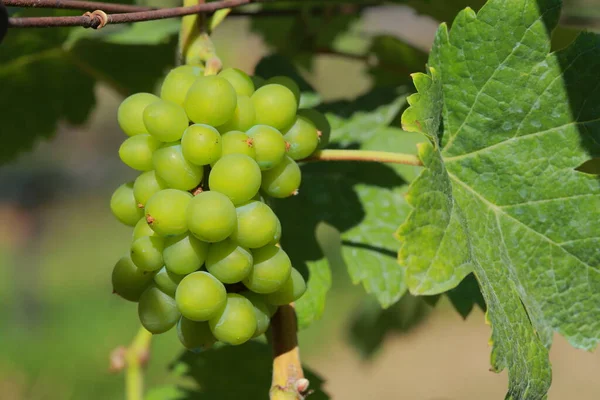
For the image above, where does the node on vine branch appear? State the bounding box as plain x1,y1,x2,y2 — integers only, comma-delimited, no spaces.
0,2,8,44
83,9,108,29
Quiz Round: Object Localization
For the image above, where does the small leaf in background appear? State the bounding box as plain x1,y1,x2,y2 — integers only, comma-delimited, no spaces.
254,54,321,108
445,273,486,319
348,294,431,359
367,35,428,87
398,0,600,397
153,341,329,400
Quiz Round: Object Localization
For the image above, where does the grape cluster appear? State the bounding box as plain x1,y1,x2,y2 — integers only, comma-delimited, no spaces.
110,65,329,350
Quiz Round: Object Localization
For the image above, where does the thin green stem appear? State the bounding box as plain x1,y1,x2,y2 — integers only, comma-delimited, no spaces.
302,149,423,166
124,327,152,400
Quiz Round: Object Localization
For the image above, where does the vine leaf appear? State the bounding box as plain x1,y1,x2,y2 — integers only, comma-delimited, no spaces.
398,0,600,398
144,341,329,400
0,16,176,164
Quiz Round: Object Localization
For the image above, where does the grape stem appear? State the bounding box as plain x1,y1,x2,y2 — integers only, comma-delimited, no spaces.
302,149,423,166
270,304,308,400
109,327,152,400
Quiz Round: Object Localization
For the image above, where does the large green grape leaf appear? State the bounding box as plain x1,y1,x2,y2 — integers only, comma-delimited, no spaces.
145,341,329,400
0,15,176,163
398,0,600,397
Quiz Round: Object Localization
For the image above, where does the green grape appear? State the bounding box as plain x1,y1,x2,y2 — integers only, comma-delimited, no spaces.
145,189,192,236
143,100,189,142
133,171,168,207
209,154,261,205
133,217,161,241
266,76,300,106
231,201,279,249
184,76,237,126
297,108,331,149
266,268,307,305
209,293,257,345
241,291,271,338
160,65,204,107
181,124,222,166
246,125,286,170
177,317,216,351
205,239,253,284
163,233,208,275
251,84,297,131
119,134,161,171
154,266,185,297
251,75,265,89
112,255,155,302
131,235,165,272
283,116,319,160
138,285,180,334
270,218,282,246
110,182,144,227
217,95,255,133
118,93,159,137
261,156,301,198
218,131,256,160
176,271,227,321
218,68,255,97
186,191,237,243
243,245,292,294
153,142,203,191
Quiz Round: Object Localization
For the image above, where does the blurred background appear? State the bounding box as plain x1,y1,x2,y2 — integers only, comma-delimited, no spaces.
1,0,600,399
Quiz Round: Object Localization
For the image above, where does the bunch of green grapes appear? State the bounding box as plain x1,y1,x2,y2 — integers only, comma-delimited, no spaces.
110,65,330,350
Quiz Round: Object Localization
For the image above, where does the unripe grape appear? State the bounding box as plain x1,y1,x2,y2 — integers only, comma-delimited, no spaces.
297,108,330,149
181,124,222,166
160,65,204,107
261,156,301,198
241,291,271,338
153,142,203,191
251,84,297,131
145,189,192,236
266,268,307,305
231,200,279,249
266,76,300,106
217,95,255,133
283,116,320,160
138,286,180,334
118,93,159,136
143,100,189,142
112,255,155,302
177,317,216,351
184,76,237,126
218,131,256,160
154,266,184,297
206,238,253,284
119,134,161,171
133,171,167,207
243,245,292,294
110,182,144,227
209,154,261,205
186,191,237,243
133,217,161,241
270,218,282,246
163,233,208,275
219,68,255,97
246,125,286,171
130,235,165,272
209,293,257,345
176,271,227,321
